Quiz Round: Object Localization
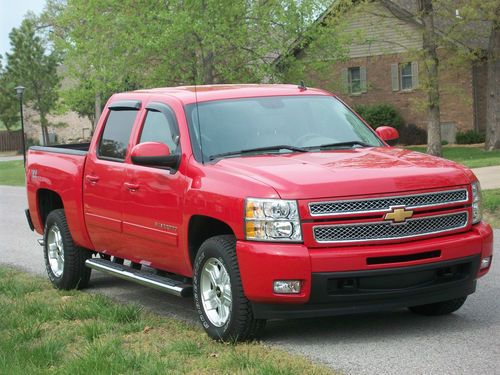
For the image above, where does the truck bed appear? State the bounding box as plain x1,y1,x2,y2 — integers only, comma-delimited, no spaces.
26,143,94,250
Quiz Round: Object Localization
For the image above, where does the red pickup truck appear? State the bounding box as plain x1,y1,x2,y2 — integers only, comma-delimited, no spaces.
25,84,493,341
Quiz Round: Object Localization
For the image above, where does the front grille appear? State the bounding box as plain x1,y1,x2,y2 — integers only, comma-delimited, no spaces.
309,189,468,216
313,212,468,243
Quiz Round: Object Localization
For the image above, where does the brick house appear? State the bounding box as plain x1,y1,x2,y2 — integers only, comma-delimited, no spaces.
286,0,489,143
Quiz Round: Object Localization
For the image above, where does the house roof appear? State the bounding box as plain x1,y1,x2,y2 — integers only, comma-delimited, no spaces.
280,0,490,61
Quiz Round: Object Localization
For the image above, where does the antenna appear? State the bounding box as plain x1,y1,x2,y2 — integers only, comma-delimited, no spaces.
298,80,307,91
194,81,204,164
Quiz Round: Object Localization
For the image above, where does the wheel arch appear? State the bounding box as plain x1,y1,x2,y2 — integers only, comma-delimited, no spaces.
188,215,235,266
37,188,64,227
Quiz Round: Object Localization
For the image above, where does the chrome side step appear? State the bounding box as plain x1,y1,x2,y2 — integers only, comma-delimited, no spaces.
85,258,192,297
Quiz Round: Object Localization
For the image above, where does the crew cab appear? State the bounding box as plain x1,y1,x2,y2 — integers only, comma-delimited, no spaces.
25,84,493,340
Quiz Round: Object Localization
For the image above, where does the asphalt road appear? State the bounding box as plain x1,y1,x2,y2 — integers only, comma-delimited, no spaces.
1,185,499,375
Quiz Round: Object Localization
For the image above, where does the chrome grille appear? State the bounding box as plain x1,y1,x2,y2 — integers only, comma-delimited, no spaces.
309,189,468,216
313,212,468,243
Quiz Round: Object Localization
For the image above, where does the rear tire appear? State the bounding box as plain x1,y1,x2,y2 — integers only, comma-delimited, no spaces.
193,235,266,341
43,209,92,290
408,297,467,316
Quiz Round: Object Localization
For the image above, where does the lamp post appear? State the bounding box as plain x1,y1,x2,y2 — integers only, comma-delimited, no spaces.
15,86,26,166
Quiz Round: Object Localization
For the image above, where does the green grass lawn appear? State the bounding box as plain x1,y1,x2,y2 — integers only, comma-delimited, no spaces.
483,189,500,228
0,160,25,186
406,145,500,168
0,266,333,375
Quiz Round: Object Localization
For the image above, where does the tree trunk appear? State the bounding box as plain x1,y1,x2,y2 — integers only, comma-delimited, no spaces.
94,92,102,132
418,0,442,157
40,112,49,145
203,51,215,84
485,5,500,151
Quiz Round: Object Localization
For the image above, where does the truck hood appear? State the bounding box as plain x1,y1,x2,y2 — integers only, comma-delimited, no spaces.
215,147,472,199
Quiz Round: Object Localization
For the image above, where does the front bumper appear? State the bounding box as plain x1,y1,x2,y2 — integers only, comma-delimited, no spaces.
236,222,493,318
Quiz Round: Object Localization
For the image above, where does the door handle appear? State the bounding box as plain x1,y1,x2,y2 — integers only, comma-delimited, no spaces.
124,182,140,191
85,175,99,184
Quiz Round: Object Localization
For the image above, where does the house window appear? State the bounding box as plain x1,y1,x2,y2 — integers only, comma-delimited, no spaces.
400,63,413,90
342,66,367,95
391,62,419,91
349,67,361,94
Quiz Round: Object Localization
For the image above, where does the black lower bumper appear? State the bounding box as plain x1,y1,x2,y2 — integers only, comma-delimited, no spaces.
252,256,480,320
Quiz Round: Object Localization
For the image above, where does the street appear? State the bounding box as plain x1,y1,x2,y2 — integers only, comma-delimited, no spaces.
1,185,499,375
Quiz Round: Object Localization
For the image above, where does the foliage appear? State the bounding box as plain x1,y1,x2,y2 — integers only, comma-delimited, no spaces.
42,0,332,121
353,103,404,130
456,130,486,144
0,58,20,132
5,18,60,145
0,266,333,374
399,123,428,146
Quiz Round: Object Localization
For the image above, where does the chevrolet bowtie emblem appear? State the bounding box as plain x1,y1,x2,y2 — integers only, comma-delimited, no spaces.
384,207,414,223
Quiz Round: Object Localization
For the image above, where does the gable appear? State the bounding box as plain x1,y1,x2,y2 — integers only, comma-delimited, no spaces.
343,2,423,58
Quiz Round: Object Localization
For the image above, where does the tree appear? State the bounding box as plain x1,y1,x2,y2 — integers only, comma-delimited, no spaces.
6,19,60,145
43,0,331,121
429,0,500,151
418,0,442,156
484,3,500,150
0,57,20,133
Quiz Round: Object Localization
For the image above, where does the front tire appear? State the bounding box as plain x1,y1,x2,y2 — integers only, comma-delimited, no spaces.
193,235,266,341
43,209,92,290
408,297,467,316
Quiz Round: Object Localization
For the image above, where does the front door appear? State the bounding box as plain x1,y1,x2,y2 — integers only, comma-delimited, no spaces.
83,103,140,257
122,101,187,274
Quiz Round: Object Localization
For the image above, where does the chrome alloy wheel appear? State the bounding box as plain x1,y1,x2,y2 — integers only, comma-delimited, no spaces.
200,258,232,327
47,224,64,277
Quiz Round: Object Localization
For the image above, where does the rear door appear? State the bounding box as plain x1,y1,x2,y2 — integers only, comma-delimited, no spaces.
83,100,141,257
122,101,188,274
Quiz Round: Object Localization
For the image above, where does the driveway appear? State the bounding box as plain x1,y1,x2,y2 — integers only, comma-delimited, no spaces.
0,185,498,375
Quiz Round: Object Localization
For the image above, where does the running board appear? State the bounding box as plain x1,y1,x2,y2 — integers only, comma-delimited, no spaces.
85,258,192,297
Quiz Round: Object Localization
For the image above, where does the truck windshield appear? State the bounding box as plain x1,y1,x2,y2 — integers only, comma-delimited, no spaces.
185,95,383,162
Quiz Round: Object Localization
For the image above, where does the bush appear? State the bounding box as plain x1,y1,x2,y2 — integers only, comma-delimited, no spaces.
353,103,404,131
399,123,427,145
455,130,485,145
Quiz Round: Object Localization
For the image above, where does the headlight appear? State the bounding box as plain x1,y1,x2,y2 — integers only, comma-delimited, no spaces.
471,181,482,224
245,198,302,242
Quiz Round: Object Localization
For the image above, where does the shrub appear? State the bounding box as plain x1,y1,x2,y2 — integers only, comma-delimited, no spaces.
399,123,427,145
353,103,404,131
455,130,485,145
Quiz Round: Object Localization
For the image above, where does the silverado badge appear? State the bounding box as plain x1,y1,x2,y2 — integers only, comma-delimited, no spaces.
384,207,414,223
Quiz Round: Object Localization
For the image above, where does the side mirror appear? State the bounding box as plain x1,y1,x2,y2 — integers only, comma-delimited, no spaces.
131,142,179,169
376,126,399,144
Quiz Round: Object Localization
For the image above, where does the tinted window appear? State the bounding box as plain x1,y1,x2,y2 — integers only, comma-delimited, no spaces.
98,110,138,160
139,110,178,153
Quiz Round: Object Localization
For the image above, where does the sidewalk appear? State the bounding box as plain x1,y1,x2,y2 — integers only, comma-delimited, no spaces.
0,155,23,162
472,166,500,190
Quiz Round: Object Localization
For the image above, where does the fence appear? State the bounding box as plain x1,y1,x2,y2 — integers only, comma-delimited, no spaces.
0,130,23,152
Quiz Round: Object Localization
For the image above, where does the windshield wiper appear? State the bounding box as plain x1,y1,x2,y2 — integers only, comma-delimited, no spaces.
308,140,373,150
209,145,308,161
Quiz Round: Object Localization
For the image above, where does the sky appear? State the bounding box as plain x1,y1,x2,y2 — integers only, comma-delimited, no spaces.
0,0,46,59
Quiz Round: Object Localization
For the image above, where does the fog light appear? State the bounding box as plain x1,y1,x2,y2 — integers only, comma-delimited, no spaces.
273,280,301,294
480,256,492,270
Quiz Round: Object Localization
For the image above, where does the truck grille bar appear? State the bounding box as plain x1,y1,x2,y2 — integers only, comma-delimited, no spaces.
313,212,468,243
309,189,468,217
